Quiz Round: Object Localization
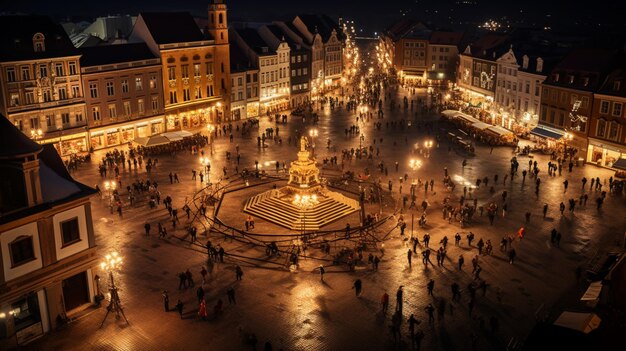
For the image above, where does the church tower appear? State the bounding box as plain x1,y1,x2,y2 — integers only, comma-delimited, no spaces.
208,0,228,44
207,0,231,121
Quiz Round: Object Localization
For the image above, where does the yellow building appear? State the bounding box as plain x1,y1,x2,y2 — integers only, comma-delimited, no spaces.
0,115,99,347
0,16,88,156
130,5,230,130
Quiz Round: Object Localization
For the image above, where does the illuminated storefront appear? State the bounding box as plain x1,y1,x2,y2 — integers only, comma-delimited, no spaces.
247,101,259,118
587,138,626,169
88,117,165,150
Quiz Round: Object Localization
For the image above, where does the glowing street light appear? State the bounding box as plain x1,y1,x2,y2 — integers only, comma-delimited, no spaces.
199,156,211,183
99,251,128,327
30,128,43,140
309,129,318,156
103,180,116,203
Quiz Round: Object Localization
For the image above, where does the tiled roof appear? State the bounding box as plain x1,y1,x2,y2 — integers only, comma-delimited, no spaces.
230,40,255,72
296,14,342,42
79,43,157,67
0,15,77,61
597,63,626,98
429,31,463,46
543,48,619,92
236,28,274,56
139,12,204,44
0,113,43,159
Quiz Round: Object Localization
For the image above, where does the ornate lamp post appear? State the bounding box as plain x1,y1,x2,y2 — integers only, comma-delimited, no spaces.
424,140,433,158
99,251,129,327
207,124,215,153
103,180,116,203
30,128,43,141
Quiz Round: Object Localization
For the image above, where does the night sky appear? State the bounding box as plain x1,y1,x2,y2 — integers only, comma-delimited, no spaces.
2,0,624,33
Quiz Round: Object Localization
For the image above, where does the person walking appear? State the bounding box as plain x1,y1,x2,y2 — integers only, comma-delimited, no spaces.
175,299,184,319
458,255,465,270
425,303,435,323
381,292,389,314
198,297,208,320
227,287,236,305
235,265,243,280
162,290,169,311
508,248,516,264
396,286,404,312
353,279,362,296
319,265,325,281
407,249,413,267
144,222,151,236
427,279,435,296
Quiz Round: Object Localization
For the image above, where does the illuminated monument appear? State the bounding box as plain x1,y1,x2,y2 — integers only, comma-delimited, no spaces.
244,137,359,231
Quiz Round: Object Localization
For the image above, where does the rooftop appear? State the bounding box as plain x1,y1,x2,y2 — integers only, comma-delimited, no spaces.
79,42,158,67
0,15,77,61
138,12,205,45
0,114,43,159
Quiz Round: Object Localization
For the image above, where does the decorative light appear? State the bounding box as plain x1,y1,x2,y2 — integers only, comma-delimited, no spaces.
292,194,319,209
100,251,122,271
409,159,423,170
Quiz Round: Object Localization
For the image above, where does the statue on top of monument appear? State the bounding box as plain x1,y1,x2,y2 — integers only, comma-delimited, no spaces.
300,136,308,152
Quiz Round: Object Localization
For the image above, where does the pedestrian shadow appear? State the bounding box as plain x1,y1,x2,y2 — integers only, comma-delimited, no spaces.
321,280,334,290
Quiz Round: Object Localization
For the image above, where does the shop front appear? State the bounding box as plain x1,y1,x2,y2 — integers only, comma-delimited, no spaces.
43,132,88,156
529,124,564,150
89,117,165,151
246,101,259,118
3,290,49,346
587,138,626,169
260,97,290,116
166,104,223,131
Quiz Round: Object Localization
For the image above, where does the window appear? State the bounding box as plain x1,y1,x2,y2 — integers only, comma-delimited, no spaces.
25,92,34,104
21,66,30,80
181,65,189,79
33,33,45,52
55,63,64,77
61,113,70,125
206,62,213,75
76,112,83,123
613,103,623,117
69,62,77,75
89,82,98,98
71,85,80,98
195,87,202,99
9,236,35,267
169,91,177,104
135,77,143,91
238,92,243,100
194,64,201,77
43,90,52,102
123,101,131,116
183,88,190,101
151,96,159,111
138,99,145,115
61,218,80,246
92,106,101,121
121,79,129,93
246,87,251,99
600,101,610,114
6,67,16,82
150,75,157,89
291,69,296,77
597,119,606,138
106,81,114,96
614,81,621,91
609,122,619,140
303,54,307,62
10,93,19,106
30,117,39,129
108,104,117,118
581,96,589,108
207,85,214,97
46,115,53,127
39,64,48,78
303,68,308,75
168,66,176,80
291,56,296,64
237,77,242,86
58,87,67,100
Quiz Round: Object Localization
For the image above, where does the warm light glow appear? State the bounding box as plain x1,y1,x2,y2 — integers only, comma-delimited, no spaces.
409,159,423,170
101,251,122,272
292,194,319,208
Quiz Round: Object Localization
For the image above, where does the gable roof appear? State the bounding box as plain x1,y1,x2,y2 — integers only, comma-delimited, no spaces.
596,61,626,98
385,19,429,42
429,31,463,46
0,113,43,159
230,40,256,72
79,42,157,67
236,28,274,56
138,12,204,45
296,14,342,42
543,48,619,92
0,15,77,61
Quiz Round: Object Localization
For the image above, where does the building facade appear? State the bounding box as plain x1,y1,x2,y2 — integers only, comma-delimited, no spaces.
426,31,463,83
587,67,626,168
0,16,88,157
130,8,230,130
539,48,618,154
79,43,165,151
0,116,98,347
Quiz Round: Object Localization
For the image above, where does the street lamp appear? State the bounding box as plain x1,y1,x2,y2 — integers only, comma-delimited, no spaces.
563,132,574,160
424,140,433,158
30,129,43,140
199,156,210,183
309,129,318,156
99,251,129,327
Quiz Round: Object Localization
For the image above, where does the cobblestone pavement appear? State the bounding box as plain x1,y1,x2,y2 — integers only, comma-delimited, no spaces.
21,85,626,351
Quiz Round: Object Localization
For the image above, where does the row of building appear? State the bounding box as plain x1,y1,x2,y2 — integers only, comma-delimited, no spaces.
381,20,626,170
0,1,347,156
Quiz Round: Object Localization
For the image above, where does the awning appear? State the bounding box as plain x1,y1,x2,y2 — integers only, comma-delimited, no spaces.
133,135,170,147
472,122,490,130
455,112,480,124
530,126,564,140
442,110,459,118
554,311,601,334
612,158,626,171
486,125,514,136
581,281,602,301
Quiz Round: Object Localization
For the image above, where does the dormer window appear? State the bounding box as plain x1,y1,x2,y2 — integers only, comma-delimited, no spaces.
614,81,621,91
569,75,574,84
33,33,45,52
583,77,589,86
554,73,560,82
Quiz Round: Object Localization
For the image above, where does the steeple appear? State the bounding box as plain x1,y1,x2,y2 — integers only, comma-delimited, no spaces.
208,0,228,44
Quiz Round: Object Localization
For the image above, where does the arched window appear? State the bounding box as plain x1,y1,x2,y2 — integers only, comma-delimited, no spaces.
218,13,223,25
33,33,45,52
220,33,224,40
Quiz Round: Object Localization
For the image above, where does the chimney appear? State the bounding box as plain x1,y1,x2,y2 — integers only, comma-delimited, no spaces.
522,55,529,69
